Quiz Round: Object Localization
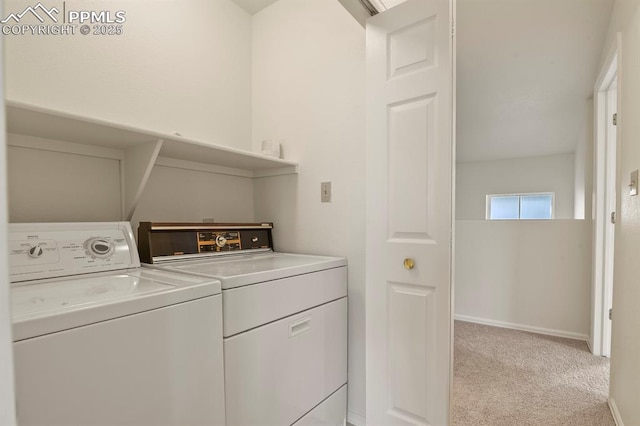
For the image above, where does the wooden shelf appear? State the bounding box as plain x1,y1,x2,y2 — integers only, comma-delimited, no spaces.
6,100,298,220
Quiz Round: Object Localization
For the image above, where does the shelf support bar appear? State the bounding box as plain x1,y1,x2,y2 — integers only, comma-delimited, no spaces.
123,139,163,221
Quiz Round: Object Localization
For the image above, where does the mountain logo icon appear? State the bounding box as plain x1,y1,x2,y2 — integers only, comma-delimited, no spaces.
1,3,59,24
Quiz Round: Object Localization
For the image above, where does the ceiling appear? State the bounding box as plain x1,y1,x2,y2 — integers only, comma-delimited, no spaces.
230,0,614,162
456,0,614,163
231,0,280,15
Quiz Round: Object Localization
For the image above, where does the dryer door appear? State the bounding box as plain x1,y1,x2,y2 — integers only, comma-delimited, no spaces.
224,297,348,425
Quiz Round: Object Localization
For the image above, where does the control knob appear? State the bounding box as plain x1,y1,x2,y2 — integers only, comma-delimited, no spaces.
28,245,43,258
215,235,227,248
85,238,115,259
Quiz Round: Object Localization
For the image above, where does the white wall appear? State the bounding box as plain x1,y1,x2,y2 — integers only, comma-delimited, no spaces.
4,0,257,226
574,99,594,220
455,220,592,339
4,0,252,150
7,135,122,223
601,0,640,422
6,136,254,229
456,153,576,220
131,165,254,233
251,0,366,422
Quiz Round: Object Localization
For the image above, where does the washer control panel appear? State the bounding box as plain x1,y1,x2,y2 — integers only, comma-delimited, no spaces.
9,222,139,283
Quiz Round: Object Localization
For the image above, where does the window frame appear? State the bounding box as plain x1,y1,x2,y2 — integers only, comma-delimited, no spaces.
485,192,556,220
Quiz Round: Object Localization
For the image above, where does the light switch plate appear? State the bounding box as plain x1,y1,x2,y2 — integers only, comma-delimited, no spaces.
321,182,331,203
631,170,638,196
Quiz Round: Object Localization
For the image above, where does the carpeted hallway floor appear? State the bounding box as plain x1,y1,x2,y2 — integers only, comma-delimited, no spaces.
453,321,614,426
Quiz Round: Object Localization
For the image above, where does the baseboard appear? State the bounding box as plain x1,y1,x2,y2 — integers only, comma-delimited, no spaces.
454,314,589,342
347,409,366,426
608,397,624,426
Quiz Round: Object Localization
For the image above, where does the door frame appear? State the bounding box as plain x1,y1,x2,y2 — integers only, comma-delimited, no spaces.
591,34,620,357
0,21,17,422
449,0,457,417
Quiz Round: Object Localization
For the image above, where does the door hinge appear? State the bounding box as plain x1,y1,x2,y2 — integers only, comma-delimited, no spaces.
609,308,613,320
451,19,455,37
613,113,618,126
611,211,616,224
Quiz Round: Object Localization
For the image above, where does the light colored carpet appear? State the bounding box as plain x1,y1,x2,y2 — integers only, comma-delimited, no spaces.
453,321,614,426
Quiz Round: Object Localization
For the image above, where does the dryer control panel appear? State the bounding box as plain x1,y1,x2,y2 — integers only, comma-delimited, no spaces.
138,222,274,264
198,231,241,252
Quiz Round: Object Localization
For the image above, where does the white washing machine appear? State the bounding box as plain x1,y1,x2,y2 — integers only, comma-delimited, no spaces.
138,222,348,426
9,222,225,426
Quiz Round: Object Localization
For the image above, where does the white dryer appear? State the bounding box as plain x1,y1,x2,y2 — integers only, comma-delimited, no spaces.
138,222,348,426
9,222,225,426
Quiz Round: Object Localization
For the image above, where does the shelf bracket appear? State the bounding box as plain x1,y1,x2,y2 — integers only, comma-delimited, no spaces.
123,139,163,221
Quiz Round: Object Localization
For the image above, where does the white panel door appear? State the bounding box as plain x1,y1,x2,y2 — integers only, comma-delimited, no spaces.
366,0,453,425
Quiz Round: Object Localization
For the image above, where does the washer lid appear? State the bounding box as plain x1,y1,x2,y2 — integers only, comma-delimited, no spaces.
12,268,221,341
159,252,347,289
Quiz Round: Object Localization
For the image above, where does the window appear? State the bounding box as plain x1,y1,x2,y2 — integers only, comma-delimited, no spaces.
486,193,554,220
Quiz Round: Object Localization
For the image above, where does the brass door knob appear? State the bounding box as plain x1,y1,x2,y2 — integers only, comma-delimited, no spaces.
403,258,415,270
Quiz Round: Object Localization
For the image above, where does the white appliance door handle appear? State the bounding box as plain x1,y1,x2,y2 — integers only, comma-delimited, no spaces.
289,316,312,338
